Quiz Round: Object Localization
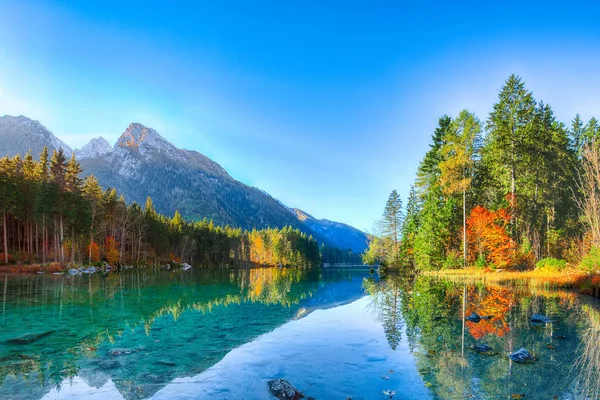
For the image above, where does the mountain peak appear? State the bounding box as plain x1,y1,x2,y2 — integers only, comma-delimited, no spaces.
75,137,112,159
0,114,73,156
116,123,173,150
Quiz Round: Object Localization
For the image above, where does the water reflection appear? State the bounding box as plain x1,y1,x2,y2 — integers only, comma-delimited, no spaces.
3,268,600,399
0,267,366,399
366,273,600,399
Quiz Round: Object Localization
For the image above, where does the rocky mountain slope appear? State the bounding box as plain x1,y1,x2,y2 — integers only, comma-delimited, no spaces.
292,209,368,253
0,115,72,157
79,122,302,231
74,137,112,159
0,115,368,251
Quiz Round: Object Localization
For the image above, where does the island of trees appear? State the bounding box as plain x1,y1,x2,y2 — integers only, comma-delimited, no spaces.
365,74,600,274
0,148,361,268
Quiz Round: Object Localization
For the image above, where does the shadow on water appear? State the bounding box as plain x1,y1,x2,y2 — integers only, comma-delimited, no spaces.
364,271,600,400
0,267,368,400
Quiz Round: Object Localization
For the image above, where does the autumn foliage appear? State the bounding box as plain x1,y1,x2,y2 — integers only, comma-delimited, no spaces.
466,205,515,267
466,286,515,339
104,236,120,265
88,241,100,263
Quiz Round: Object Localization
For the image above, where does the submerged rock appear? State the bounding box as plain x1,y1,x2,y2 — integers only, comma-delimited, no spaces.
7,330,54,345
531,314,552,323
155,360,176,367
107,348,135,356
466,313,481,323
98,359,121,370
470,344,497,356
509,348,535,363
268,379,304,400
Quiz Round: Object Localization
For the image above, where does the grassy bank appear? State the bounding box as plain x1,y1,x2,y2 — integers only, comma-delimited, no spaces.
424,268,600,296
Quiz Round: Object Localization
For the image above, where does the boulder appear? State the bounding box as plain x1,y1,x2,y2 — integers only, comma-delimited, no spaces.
7,330,54,345
268,379,304,400
181,263,192,271
68,268,80,276
509,348,535,363
82,267,97,274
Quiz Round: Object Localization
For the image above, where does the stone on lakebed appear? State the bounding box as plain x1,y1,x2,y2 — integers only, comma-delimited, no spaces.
268,379,304,400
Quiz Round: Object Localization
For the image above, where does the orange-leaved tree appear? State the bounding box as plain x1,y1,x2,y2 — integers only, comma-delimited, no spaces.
466,205,515,267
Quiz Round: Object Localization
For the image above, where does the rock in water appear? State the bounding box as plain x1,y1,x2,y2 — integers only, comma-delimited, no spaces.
268,379,304,400
470,344,497,355
107,348,135,356
181,263,192,271
155,360,176,367
509,348,535,363
99,359,121,370
531,314,551,323
466,313,481,323
7,331,54,345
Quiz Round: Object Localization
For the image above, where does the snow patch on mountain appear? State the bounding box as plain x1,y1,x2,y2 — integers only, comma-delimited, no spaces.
75,137,112,159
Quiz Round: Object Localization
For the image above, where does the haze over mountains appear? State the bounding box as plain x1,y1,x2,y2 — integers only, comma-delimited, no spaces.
0,115,368,253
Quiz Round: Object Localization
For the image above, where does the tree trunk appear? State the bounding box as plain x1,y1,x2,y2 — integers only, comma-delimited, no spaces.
71,226,75,265
59,214,64,263
42,215,46,264
2,211,7,264
463,188,467,268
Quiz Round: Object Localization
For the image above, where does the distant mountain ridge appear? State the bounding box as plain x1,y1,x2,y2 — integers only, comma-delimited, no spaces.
292,209,368,253
0,115,368,252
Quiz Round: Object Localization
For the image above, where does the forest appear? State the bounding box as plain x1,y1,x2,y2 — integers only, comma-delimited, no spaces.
0,147,341,268
364,74,600,272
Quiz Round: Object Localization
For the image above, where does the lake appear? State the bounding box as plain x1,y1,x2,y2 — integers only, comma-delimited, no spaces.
0,267,599,400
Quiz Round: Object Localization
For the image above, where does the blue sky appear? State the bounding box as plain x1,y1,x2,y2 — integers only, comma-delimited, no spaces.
1,1,600,231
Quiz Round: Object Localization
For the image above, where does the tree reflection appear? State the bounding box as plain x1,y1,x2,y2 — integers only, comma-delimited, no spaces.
369,273,600,400
574,304,600,399
466,286,515,339
363,274,407,349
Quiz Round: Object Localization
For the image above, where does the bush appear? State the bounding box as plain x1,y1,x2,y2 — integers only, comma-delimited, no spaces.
442,250,463,269
580,247,600,272
474,254,487,269
535,257,566,272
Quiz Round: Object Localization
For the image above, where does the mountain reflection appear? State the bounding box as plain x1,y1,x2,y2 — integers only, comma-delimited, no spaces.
0,267,364,400
366,273,600,399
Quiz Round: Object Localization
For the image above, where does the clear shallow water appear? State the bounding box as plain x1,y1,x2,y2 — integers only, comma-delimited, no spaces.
0,268,599,399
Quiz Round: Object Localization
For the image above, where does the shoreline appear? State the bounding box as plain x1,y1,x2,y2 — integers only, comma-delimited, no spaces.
423,268,600,297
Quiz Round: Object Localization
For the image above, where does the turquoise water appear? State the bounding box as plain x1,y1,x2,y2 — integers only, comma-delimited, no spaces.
0,268,599,399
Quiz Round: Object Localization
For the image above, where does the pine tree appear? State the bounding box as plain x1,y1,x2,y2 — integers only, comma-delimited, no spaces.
50,149,68,262
485,74,536,237
400,186,420,268
382,190,403,254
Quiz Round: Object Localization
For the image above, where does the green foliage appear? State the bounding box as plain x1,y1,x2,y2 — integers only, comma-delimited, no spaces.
442,250,462,270
392,74,585,271
0,149,332,268
474,254,487,269
580,248,600,272
535,257,566,272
